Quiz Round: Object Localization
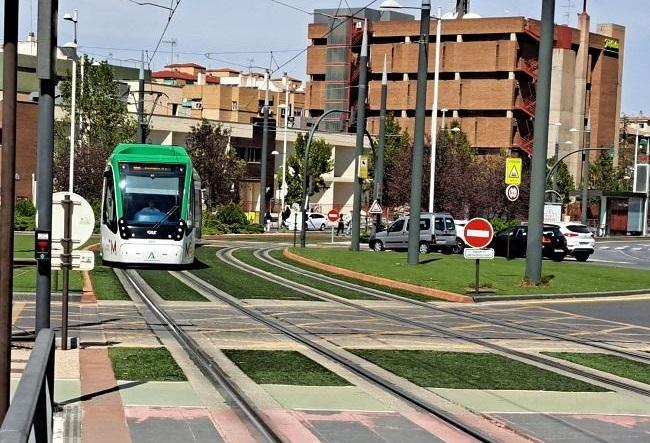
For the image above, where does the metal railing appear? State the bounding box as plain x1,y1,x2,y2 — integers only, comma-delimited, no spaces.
0,329,55,443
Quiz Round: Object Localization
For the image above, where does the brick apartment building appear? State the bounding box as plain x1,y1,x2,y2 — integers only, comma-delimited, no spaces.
305,7,624,180
151,63,305,129
0,100,38,200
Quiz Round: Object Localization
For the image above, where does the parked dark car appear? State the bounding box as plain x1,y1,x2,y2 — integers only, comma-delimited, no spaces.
490,224,568,261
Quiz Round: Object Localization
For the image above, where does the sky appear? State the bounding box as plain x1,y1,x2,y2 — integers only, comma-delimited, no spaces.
2,0,648,114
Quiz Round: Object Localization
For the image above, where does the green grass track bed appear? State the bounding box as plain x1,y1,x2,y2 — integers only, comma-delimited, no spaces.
292,248,650,296
91,252,130,300
108,347,187,381
543,352,650,385
233,248,374,300
270,249,434,302
350,350,608,391
138,270,207,302
192,247,317,301
223,350,350,386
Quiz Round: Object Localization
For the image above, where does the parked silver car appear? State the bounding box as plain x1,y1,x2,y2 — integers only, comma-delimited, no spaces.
369,212,457,253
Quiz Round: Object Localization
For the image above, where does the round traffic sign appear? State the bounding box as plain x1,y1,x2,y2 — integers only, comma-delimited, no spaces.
51,192,95,250
463,218,494,249
506,184,520,202
327,209,340,223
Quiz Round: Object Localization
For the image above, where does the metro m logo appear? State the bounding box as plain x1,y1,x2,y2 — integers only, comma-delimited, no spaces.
110,240,117,254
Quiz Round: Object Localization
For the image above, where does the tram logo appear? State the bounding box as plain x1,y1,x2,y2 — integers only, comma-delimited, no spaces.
147,252,155,260
184,242,193,257
146,230,158,236
110,240,117,254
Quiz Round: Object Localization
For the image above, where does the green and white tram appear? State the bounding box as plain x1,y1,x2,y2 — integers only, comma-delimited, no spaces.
101,144,201,266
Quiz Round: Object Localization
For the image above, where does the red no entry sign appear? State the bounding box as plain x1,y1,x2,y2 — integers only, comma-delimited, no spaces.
327,209,340,223
463,218,494,249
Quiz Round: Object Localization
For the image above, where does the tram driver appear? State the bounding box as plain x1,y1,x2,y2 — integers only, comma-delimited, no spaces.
134,199,165,223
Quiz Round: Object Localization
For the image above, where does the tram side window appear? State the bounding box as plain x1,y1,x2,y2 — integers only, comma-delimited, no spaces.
103,173,117,232
186,184,194,230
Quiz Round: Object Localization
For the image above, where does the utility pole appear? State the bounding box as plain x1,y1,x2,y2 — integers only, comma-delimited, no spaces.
351,19,369,251
525,0,555,284
64,9,78,193
137,50,146,143
259,68,270,225
35,0,58,333
0,0,19,420
373,55,388,234
407,0,431,265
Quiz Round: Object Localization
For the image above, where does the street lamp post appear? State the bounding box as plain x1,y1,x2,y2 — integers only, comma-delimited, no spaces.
570,125,592,225
300,109,347,248
281,72,290,213
64,10,78,192
550,122,561,203
428,7,442,213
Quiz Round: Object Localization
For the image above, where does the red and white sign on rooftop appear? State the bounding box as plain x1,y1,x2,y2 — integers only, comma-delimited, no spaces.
463,218,494,249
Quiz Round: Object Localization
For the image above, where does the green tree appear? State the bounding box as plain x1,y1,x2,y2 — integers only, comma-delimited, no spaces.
186,120,245,209
285,133,334,206
54,56,137,200
379,113,411,207
546,159,575,202
589,151,626,191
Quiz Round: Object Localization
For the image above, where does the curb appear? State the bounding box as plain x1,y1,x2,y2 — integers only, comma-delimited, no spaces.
283,248,474,303
473,288,650,302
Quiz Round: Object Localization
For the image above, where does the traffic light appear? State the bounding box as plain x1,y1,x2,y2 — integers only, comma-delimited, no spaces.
35,231,51,261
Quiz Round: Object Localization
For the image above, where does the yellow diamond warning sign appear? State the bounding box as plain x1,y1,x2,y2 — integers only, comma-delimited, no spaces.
505,158,522,185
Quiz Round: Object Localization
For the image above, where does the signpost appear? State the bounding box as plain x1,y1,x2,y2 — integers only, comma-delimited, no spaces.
327,209,339,243
463,218,494,296
51,192,95,350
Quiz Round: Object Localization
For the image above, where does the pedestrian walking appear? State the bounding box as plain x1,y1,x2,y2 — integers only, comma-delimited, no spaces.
264,211,272,232
336,213,345,236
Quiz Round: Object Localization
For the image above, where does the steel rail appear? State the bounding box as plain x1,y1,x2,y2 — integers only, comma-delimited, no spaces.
115,268,283,443
257,247,650,365
173,268,498,443
218,248,650,397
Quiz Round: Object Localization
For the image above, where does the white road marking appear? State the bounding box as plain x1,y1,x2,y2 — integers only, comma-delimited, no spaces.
589,258,633,264
599,246,610,250
614,246,629,250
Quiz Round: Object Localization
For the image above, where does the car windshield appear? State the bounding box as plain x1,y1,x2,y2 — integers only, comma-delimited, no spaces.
119,163,185,226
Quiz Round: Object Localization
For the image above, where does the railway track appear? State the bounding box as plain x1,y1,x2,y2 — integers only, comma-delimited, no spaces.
214,246,650,397
171,269,505,443
114,268,284,443
255,247,650,365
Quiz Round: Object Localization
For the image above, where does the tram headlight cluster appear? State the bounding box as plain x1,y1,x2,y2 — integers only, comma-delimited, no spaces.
119,218,131,240
174,219,185,241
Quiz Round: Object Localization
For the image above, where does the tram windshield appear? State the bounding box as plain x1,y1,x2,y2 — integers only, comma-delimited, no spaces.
118,163,185,226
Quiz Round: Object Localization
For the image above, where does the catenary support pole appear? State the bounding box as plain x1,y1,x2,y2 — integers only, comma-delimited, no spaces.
374,55,388,234
407,0,431,265
36,0,58,334
259,69,270,225
68,56,76,192
0,0,19,420
137,50,146,143
351,20,369,252
525,0,555,284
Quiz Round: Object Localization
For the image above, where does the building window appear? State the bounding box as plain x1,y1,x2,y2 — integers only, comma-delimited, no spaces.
235,146,261,163
231,101,238,111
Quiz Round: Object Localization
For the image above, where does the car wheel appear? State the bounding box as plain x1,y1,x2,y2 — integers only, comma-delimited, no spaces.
319,223,325,231
575,252,590,262
452,238,465,254
370,240,384,252
419,242,430,254
552,253,565,262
